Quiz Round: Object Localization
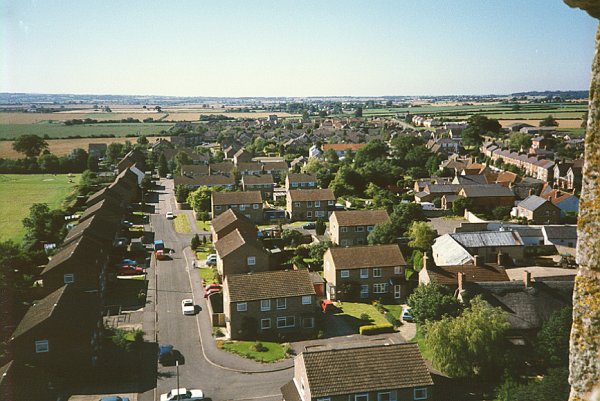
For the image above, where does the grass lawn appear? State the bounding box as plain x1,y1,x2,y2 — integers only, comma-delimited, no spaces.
338,302,389,329
287,220,309,227
413,325,432,360
199,267,219,284
173,215,192,233
195,244,215,261
0,174,80,242
0,122,173,140
218,340,288,363
195,220,211,231
382,304,404,321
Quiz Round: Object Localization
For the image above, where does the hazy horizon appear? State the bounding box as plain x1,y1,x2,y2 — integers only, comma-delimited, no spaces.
2,0,597,97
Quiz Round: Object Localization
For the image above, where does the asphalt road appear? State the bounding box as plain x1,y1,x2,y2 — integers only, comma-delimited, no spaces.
150,178,292,401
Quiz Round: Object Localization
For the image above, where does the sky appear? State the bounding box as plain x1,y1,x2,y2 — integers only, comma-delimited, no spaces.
1,0,597,97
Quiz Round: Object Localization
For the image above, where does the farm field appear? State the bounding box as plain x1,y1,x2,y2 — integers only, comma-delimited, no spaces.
0,111,168,124
0,122,173,140
0,174,80,242
0,135,168,158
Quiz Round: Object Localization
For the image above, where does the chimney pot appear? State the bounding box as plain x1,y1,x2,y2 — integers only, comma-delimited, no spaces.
473,255,481,266
423,252,430,270
497,251,504,267
458,271,466,293
524,270,532,288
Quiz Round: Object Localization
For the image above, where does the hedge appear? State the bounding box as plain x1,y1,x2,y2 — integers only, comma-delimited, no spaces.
359,324,395,336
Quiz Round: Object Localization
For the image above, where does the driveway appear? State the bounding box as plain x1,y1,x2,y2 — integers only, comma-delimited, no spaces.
428,216,467,236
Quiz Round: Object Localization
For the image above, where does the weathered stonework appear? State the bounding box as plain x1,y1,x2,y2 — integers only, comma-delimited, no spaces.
563,7,600,399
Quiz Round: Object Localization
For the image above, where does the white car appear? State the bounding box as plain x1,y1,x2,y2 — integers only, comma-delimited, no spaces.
181,299,195,315
166,212,175,219
160,388,204,401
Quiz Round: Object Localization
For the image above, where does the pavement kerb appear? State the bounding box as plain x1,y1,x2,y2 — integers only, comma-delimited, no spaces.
182,246,294,374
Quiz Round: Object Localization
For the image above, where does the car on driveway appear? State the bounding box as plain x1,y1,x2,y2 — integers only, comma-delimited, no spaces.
181,299,195,315
204,288,221,298
100,397,130,401
160,388,204,401
401,306,413,322
320,299,340,313
166,212,175,219
206,254,217,266
302,222,316,229
204,283,222,293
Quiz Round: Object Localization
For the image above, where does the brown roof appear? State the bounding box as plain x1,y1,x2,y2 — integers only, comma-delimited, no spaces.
236,162,263,171
287,173,316,183
211,209,257,236
41,235,102,275
226,269,315,302
460,184,515,198
62,213,119,246
280,380,302,401
288,188,335,202
209,162,235,173
214,229,263,258
175,174,235,187
331,209,389,226
262,161,288,170
181,164,210,175
327,244,406,269
423,263,510,286
11,286,68,339
78,197,122,223
212,191,263,205
302,342,433,397
242,174,274,185
540,189,578,206
322,143,366,151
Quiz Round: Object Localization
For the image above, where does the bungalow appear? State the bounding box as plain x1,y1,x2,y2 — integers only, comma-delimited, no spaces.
458,184,516,211
211,191,263,223
281,342,434,401
415,183,461,204
211,208,258,242
432,231,525,266
419,256,510,292
512,195,561,224
223,269,316,340
323,244,407,302
215,229,269,277
285,173,317,190
240,174,275,201
328,209,390,246
287,188,335,221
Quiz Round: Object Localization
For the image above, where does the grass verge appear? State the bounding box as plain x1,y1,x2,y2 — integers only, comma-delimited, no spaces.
217,340,289,363
338,302,389,330
173,214,192,233
200,267,219,284
195,220,211,231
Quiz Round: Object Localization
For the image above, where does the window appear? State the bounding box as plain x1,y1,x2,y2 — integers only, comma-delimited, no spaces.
277,316,295,328
292,183,298,187
302,317,315,328
328,200,335,206
261,299,271,311
340,270,350,278
294,202,301,207
237,302,247,312
253,203,259,209
261,318,271,329
315,211,325,217
414,388,428,400
373,268,382,277
357,239,364,245
215,205,222,211
317,398,331,401
302,295,312,305
247,256,256,266
360,285,369,298
307,201,313,208
341,227,348,233
35,340,49,353
360,268,369,278
307,211,313,218
373,283,387,293
355,226,365,232
355,394,369,401
315,200,321,207
239,204,246,211
394,266,402,275
341,239,351,246
63,273,75,284
367,225,374,232
277,298,287,309
378,392,396,401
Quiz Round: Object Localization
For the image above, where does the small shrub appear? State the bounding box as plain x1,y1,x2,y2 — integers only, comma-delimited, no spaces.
252,342,268,352
191,234,200,249
360,313,371,322
359,324,395,336
317,330,325,339
384,313,401,327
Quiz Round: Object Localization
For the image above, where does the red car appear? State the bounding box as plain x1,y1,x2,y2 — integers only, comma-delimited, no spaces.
116,266,145,275
320,300,340,313
204,284,222,293
204,288,221,298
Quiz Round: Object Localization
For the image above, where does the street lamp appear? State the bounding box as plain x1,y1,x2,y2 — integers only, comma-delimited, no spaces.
176,360,180,401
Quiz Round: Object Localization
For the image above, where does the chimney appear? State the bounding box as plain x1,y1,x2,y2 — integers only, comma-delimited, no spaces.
524,270,532,288
458,272,466,293
423,252,430,270
528,188,534,197
497,251,505,267
473,255,482,266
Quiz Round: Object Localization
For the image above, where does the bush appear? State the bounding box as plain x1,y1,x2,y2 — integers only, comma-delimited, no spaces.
359,313,371,322
252,342,268,352
191,234,200,249
384,313,401,327
359,324,395,335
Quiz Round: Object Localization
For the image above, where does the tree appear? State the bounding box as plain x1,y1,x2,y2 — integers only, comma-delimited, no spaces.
106,142,124,163
281,229,304,247
38,153,60,173
535,306,572,367
508,132,532,150
390,202,426,235
158,153,169,177
368,221,397,245
539,115,559,127
12,134,48,157
452,196,473,215
407,281,461,324
467,115,502,135
494,368,569,401
174,151,192,173
330,165,363,197
354,106,363,118
315,219,326,235
408,221,438,250
461,126,483,147
191,234,201,250
354,140,387,167
308,241,331,269
491,206,512,221
137,135,149,146
87,155,99,172
22,203,65,246
425,296,509,377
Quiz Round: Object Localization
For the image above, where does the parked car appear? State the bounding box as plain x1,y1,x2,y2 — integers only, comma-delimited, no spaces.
204,283,222,293
204,288,221,298
160,388,204,401
401,306,413,322
116,266,145,275
206,254,217,266
320,299,340,313
100,397,130,401
158,344,184,366
166,173,173,179
166,212,175,219
302,222,316,229
181,299,195,315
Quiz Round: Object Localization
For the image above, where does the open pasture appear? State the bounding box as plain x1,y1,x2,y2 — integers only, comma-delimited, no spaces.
0,122,173,140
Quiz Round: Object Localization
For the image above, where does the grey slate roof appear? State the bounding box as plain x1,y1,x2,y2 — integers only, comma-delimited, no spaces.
226,269,315,302
543,225,577,240
449,231,524,248
460,184,515,198
517,195,550,211
301,343,433,397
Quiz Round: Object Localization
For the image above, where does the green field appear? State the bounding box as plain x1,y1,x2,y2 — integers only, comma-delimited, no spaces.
0,122,173,140
0,174,80,242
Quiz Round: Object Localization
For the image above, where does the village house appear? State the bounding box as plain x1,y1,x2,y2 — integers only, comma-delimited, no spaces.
542,225,578,248
209,161,236,176
540,187,580,217
457,184,516,210
211,191,263,223
261,161,288,181
215,228,269,277
328,209,390,246
223,269,316,340
180,164,210,176
415,183,462,204
512,195,561,224
233,148,253,165
322,143,366,158
285,173,318,190
174,174,236,189
117,149,146,173
432,231,525,266
286,188,336,221
240,174,275,201
281,342,434,401
211,208,258,242
323,244,407,302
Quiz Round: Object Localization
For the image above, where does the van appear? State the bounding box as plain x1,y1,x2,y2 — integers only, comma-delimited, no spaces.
420,202,435,211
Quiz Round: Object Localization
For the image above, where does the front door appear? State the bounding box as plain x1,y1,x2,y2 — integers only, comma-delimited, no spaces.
394,285,401,299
